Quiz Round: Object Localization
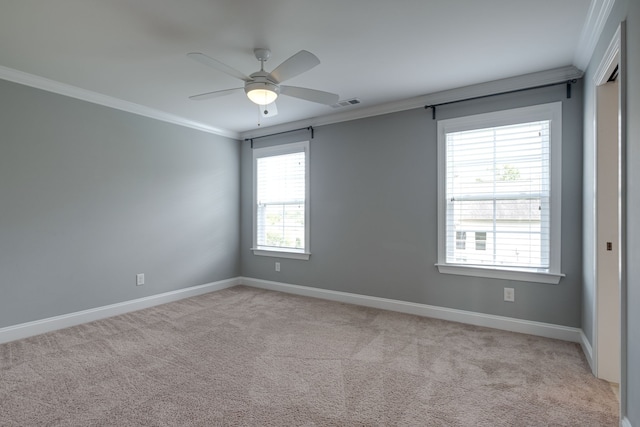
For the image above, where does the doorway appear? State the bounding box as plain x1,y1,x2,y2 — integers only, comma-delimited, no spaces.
592,24,625,390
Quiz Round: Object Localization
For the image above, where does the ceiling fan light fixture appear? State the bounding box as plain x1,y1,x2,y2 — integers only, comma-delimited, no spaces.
245,81,279,105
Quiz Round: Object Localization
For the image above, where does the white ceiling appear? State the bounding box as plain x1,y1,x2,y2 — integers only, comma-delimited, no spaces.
0,0,595,138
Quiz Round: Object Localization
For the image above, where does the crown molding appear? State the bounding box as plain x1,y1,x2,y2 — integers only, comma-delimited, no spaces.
573,0,616,70
0,63,584,143
240,65,584,140
0,66,240,140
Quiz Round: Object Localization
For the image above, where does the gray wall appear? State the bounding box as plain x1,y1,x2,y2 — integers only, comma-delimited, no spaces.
241,83,584,327
0,79,240,328
582,0,640,424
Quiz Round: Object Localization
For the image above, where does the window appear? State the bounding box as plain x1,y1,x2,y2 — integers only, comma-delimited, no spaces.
436,102,564,284
252,141,310,260
456,231,467,250
475,232,487,251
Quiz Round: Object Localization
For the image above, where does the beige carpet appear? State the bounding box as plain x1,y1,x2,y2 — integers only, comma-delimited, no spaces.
0,286,618,426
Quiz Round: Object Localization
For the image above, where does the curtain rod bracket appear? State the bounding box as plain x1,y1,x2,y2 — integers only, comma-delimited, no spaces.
424,105,436,120
245,126,314,147
566,79,577,99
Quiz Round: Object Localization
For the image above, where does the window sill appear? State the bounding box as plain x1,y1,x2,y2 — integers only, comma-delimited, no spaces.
435,264,564,284
252,248,310,260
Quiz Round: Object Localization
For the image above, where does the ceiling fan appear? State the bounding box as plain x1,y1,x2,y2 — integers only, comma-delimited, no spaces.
187,48,339,116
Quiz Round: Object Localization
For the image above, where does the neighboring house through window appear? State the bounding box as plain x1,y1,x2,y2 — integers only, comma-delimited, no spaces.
436,102,564,284
456,231,467,250
475,231,487,251
252,141,310,260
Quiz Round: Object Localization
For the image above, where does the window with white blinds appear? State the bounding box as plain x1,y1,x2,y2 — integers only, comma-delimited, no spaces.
252,141,310,260
436,103,563,284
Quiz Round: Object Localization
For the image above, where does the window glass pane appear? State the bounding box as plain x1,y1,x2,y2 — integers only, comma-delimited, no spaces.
257,152,305,204
255,147,306,252
445,120,550,269
257,203,305,249
475,232,486,251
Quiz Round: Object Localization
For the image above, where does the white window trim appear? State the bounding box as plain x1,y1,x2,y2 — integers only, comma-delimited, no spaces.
251,141,310,260
436,102,564,284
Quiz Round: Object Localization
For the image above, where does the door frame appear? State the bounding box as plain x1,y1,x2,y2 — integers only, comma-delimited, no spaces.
590,19,627,413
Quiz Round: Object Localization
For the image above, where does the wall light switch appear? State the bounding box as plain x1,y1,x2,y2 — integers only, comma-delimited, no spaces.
275,262,280,272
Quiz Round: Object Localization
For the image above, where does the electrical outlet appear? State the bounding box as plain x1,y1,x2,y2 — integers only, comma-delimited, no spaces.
275,262,280,272
504,287,515,302
136,273,145,286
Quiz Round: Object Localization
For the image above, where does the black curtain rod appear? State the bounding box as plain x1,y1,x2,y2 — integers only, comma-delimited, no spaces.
425,79,577,120
245,126,314,148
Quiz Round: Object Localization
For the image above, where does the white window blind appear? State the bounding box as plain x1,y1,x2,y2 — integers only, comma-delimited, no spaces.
436,102,563,284
253,141,309,259
445,120,550,269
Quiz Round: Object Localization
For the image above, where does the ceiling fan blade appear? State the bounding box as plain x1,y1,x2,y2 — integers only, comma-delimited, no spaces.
260,101,278,118
189,87,243,101
187,52,251,82
269,50,320,83
280,86,339,105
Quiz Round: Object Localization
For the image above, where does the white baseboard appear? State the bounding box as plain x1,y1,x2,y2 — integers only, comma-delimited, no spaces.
240,277,583,343
0,277,240,344
1,276,587,348
580,329,595,373
622,417,633,427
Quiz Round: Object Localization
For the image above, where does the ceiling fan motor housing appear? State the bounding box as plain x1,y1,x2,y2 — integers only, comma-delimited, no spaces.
245,71,280,104
245,80,280,96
